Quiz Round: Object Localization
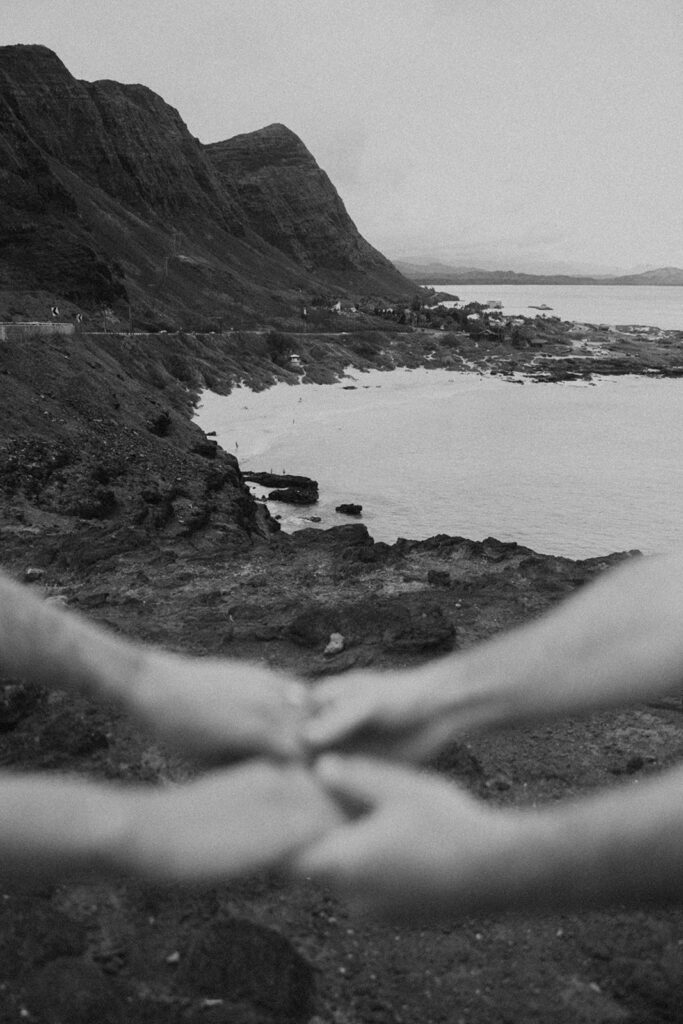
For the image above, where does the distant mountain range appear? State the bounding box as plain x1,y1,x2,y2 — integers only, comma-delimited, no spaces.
393,260,683,287
0,45,414,328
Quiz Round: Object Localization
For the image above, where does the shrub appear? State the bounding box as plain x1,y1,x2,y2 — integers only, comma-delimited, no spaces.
265,331,293,367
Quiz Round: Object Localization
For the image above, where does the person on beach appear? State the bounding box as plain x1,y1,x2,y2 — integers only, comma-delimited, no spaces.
296,549,683,921
0,570,343,884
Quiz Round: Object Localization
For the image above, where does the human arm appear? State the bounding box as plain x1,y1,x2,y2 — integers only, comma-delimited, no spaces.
0,570,306,761
293,755,683,922
0,762,344,884
305,550,683,760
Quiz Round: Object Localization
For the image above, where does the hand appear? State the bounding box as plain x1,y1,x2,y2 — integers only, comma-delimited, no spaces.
292,755,519,923
131,652,310,762
305,664,469,762
118,760,347,883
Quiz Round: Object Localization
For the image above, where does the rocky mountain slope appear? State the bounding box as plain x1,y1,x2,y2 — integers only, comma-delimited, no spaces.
0,45,413,328
206,124,402,294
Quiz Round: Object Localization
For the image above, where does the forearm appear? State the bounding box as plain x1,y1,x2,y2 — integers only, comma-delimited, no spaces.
458,763,683,917
0,763,345,885
433,550,683,731
0,772,126,881
0,571,144,706
0,572,308,762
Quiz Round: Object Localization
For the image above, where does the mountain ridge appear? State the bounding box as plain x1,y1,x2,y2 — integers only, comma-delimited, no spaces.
0,44,414,327
393,259,683,287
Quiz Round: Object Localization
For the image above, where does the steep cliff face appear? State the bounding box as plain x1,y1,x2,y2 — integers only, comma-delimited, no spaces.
0,47,128,305
206,124,409,293
0,45,413,325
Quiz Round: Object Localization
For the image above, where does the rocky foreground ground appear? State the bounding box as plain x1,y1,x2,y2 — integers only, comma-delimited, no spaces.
1,324,683,1023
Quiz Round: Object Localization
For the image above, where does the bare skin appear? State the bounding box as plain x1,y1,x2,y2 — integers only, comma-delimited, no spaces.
305,551,683,761
0,569,333,885
0,571,307,762
5,550,683,908
295,755,683,923
294,551,683,921
0,762,345,884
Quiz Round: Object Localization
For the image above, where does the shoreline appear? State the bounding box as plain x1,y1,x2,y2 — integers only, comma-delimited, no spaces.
2,322,683,1022
195,366,683,559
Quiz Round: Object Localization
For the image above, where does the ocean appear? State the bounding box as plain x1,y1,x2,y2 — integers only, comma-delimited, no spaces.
195,368,683,559
429,283,683,331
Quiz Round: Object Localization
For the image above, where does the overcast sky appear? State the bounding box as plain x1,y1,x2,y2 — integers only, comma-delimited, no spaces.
5,0,683,272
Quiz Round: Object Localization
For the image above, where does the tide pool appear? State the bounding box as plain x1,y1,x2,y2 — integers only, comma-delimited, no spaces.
195,368,683,558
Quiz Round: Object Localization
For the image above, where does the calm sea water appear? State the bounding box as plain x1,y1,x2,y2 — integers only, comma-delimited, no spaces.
195,368,683,559
429,283,683,331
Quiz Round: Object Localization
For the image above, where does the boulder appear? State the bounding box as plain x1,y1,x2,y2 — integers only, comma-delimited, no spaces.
192,439,218,459
324,632,345,656
24,567,45,582
336,503,362,516
268,486,318,505
244,472,318,489
177,916,315,1022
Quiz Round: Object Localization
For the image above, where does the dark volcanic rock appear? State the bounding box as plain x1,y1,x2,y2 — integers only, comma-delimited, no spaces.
191,439,218,459
0,681,43,730
0,901,87,980
427,568,452,586
335,503,363,516
38,707,109,760
269,486,318,505
26,958,122,1024
290,523,373,549
287,595,455,655
244,472,318,489
177,917,315,1023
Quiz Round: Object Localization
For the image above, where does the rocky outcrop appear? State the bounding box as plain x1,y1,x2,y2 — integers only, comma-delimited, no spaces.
244,471,319,506
268,486,319,505
243,472,318,489
0,329,277,566
0,45,414,326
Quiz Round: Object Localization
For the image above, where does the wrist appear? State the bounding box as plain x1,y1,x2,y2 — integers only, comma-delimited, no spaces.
444,806,563,917
425,651,522,734
103,787,170,880
68,625,148,712
84,787,133,877
88,634,152,716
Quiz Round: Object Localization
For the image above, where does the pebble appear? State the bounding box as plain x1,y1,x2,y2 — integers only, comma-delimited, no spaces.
324,632,345,656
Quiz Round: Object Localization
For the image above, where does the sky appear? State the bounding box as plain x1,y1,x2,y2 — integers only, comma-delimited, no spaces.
4,0,683,273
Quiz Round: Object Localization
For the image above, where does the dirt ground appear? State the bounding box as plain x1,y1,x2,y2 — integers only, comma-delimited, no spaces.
1,328,682,1022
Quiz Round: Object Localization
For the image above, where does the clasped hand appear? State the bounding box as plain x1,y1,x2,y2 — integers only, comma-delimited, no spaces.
120,650,498,924
8,546,683,920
